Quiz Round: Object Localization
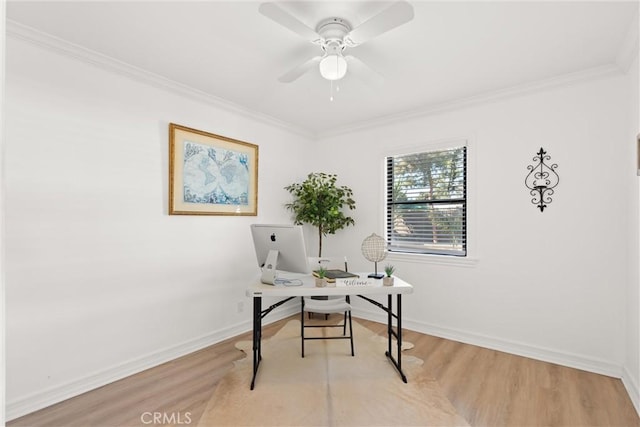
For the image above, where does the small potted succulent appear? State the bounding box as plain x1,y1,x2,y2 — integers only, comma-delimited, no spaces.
315,266,328,287
383,264,395,286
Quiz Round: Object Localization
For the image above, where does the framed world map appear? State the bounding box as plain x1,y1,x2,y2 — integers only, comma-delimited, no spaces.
169,123,258,215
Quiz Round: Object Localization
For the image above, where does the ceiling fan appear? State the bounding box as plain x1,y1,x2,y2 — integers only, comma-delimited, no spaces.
259,1,415,86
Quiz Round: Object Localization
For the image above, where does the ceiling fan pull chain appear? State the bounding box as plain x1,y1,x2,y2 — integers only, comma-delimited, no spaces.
330,80,334,101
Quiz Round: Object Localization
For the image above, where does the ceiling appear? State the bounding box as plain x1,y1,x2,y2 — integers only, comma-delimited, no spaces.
6,1,639,137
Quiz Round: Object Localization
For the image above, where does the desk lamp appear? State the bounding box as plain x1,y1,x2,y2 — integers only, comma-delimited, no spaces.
361,233,387,279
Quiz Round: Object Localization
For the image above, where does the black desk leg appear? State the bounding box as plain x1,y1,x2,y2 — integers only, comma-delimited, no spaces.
397,294,406,382
384,294,407,383
250,296,262,390
387,294,393,359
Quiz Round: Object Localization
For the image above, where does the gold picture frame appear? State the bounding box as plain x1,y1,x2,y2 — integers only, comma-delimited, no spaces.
169,123,258,215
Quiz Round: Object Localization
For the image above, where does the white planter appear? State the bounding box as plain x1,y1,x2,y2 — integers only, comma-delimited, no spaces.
315,277,327,287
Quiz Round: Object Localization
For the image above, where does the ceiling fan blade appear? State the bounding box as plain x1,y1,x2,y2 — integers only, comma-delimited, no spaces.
259,3,322,44
278,56,322,83
345,1,414,46
345,55,384,87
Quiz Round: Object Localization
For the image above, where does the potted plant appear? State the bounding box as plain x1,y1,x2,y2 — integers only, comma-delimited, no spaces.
383,264,395,286
285,172,356,257
314,266,328,287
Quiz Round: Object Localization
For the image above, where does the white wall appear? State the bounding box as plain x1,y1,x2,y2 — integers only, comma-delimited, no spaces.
319,71,632,378
626,53,640,413
1,3,7,426
5,38,314,418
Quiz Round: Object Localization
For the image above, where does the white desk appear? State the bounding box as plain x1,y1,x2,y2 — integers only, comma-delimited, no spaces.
246,274,414,389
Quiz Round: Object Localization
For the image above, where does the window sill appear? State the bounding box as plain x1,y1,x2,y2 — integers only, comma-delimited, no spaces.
386,252,479,268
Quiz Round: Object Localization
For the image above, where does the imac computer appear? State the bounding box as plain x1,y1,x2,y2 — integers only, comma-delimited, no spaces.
250,224,310,284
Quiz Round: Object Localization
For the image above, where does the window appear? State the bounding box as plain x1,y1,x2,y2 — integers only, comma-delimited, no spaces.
385,145,467,256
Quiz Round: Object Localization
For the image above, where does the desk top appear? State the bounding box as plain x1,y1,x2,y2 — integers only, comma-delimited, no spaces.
246,273,413,297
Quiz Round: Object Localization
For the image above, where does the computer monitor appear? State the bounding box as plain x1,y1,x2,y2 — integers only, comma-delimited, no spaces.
250,224,310,284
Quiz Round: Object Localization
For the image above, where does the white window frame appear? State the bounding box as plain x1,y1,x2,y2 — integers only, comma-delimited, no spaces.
382,137,477,267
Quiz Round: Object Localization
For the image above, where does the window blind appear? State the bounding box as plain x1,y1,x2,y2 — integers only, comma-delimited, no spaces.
386,146,467,256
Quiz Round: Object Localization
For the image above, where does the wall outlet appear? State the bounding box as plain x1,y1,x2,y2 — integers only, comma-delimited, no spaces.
237,301,244,313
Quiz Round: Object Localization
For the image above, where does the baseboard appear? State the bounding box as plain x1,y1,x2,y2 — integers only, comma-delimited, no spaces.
6,305,299,421
622,365,640,417
353,307,622,378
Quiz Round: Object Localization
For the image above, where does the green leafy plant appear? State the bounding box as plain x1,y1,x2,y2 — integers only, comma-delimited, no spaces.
384,264,395,277
316,266,327,278
285,172,356,257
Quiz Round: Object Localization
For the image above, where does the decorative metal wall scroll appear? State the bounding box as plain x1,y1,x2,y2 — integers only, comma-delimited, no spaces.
525,147,559,212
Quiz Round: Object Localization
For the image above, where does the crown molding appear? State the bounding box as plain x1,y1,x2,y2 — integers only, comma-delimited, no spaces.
7,19,633,143
317,63,624,140
6,20,313,140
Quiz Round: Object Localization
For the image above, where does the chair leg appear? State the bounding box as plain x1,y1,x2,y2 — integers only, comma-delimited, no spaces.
342,312,347,335
348,310,354,356
300,298,305,358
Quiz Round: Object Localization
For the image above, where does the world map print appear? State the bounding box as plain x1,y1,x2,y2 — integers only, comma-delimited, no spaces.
182,141,250,205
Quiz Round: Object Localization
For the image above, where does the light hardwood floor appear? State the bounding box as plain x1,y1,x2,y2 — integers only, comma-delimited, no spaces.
8,316,640,427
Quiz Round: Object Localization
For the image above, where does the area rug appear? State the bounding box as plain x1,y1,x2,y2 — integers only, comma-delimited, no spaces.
197,319,469,427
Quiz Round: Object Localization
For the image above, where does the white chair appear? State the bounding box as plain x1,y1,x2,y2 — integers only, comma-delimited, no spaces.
307,256,349,319
301,257,354,357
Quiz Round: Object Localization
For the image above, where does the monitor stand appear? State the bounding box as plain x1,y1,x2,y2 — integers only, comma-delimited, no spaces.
261,249,279,285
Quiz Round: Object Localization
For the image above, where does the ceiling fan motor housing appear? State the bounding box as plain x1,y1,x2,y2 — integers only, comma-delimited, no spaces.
317,17,351,53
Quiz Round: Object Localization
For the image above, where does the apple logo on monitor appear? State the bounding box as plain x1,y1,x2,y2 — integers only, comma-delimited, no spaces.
270,233,276,242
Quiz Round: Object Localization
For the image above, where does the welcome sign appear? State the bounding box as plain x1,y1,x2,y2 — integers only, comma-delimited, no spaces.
336,278,378,287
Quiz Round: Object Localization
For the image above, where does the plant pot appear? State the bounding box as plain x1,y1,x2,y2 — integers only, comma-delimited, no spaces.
315,277,327,287
383,276,394,286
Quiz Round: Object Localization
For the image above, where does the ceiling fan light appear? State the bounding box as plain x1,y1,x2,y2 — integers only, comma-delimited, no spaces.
319,54,347,81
